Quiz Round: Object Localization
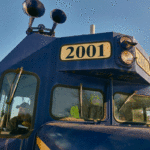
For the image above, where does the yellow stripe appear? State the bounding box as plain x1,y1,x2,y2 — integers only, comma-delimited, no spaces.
36,136,51,150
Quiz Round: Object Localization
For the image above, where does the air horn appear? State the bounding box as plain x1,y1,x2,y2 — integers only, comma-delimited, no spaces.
22,0,45,33
22,0,67,36
49,9,67,36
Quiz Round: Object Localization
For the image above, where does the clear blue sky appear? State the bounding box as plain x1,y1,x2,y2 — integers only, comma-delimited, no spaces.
0,0,150,61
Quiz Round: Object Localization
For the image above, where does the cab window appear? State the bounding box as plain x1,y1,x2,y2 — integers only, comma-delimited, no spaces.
51,86,104,121
0,71,38,135
114,92,150,124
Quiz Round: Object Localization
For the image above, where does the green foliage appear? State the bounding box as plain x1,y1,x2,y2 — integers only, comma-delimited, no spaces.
90,94,100,105
70,105,80,119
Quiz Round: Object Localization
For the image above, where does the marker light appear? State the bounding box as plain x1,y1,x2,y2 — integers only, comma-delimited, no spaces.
121,51,134,65
120,36,137,49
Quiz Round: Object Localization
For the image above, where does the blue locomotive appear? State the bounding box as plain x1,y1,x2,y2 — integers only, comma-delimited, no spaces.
0,0,150,150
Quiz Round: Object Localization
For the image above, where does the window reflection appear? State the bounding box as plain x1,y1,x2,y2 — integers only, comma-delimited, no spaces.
114,93,150,124
52,86,104,121
0,72,38,135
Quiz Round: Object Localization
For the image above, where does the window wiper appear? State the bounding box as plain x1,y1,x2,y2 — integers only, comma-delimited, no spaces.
5,67,23,129
80,83,83,118
119,91,137,112
6,67,23,105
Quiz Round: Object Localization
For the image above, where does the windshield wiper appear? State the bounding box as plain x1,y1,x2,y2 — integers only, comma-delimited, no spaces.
6,67,23,105
5,67,23,129
119,91,137,112
80,83,83,118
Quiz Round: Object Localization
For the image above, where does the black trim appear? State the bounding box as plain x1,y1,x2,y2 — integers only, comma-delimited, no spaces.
0,68,40,139
49,84,106,122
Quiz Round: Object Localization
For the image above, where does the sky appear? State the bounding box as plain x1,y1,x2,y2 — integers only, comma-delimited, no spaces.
0,0,150,62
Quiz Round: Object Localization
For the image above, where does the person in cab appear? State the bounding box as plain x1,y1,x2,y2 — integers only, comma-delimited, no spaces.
6,102,32,134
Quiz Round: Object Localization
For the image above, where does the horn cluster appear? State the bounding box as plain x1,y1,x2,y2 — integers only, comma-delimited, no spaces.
22,0,67,36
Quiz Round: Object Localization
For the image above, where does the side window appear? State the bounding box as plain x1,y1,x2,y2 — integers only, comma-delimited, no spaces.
51,86,104,121
113,92,150,124
0,71,38,135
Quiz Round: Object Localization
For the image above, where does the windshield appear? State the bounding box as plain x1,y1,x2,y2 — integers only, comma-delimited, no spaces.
114,87,150,124
51,86,104,121
0,71,38,135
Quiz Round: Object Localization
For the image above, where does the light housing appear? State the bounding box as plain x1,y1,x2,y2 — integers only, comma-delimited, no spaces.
120,36,137,50
121,51,134,65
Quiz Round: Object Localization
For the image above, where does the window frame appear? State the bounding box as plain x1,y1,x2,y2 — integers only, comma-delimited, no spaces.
113,92,150,125
0,69,40,139
50,84,106,122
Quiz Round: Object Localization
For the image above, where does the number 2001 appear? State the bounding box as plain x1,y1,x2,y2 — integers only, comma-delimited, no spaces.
60,42,111,61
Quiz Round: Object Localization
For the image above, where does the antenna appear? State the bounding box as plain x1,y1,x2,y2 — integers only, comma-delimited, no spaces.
90,24,95,34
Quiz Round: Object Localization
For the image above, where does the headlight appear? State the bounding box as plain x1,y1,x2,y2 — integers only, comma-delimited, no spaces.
121,51,134,65
120,36,137,49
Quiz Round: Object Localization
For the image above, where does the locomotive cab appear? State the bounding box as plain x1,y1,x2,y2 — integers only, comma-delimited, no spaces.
0,31,150,149
0,0,150,150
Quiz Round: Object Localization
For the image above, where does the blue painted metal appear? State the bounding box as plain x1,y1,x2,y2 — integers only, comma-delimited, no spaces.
36,121,150,150
0,31,150,150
